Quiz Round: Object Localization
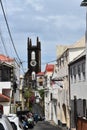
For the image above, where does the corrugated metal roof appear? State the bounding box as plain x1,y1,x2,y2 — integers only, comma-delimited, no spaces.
0,54,14,62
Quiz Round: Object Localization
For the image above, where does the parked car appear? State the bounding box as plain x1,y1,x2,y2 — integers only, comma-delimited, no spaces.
7,113,24,130
10,122,17,130
0,114,14,130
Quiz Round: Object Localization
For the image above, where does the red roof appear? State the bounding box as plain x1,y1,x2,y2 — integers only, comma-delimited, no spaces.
37,72,44,76
0,54,14,62
0,94,10,102
45,64,54,72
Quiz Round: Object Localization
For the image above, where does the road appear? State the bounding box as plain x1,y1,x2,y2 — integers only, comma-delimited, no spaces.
32,103,44,116
29,121,63,130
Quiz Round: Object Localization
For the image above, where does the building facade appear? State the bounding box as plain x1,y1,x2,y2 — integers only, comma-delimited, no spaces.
0,54,20,114
44,64,54,121
69,50,87,130
43,37,85,129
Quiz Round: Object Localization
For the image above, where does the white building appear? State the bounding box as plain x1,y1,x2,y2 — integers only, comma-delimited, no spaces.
36,72,44,90
0,54,20,115
19,75,24,111
44,64,54,121
69,50,86,130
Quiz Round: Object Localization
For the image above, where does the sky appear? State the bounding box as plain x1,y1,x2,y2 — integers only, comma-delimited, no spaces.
0,0,86,74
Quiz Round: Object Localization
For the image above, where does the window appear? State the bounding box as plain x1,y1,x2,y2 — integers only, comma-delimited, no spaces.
39,82,43,86
70,68,73,83
73,66,76,82
1,66,11,81
82,62,85,80
31,51,35,60
70,68,72,78
65,51,68,62
61,57,64,66
45,93,47,97
45,76,47,86
50,93,52,100
32,71,36,80
78,64,81,81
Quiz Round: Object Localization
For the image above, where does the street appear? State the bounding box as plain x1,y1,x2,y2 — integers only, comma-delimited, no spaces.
29,121,62,130
32,103,44,116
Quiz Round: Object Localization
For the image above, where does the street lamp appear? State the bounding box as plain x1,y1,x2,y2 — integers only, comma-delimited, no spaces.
81,0,87,83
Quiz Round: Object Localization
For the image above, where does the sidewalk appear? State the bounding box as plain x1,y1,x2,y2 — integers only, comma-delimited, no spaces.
48,120,68,130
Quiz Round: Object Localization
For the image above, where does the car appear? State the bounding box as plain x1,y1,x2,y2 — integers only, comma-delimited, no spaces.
7,113,24,130
0,114,14,130
10,122,17,130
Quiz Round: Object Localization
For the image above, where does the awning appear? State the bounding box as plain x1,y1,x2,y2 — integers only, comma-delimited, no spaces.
0,93,10,102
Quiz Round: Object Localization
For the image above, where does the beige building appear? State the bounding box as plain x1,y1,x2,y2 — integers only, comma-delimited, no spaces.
55,37,85,129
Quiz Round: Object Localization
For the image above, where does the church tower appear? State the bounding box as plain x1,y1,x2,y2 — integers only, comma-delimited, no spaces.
27,37,41,88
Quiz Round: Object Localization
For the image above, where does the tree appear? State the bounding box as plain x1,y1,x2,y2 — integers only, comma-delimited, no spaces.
38,89,45,114
24,88,35,110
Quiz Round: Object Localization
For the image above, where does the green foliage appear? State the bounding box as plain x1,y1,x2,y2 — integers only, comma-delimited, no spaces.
24,88,35,109
38,89,44,101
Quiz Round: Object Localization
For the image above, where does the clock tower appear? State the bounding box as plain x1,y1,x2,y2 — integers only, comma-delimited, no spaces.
27,37,41,88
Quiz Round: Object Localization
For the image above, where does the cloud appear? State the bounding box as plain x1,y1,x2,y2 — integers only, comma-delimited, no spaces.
26,0,44,11
0,0,86,73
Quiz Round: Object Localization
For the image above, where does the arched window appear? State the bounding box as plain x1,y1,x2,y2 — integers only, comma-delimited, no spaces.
31,51,35,60
32,71,36,80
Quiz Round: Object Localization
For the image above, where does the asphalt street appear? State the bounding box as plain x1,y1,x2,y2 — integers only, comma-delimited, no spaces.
32,103,44,116
29,121,63,130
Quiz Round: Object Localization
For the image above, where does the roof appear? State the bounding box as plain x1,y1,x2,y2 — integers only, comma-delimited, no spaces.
0,94,10,102
0,54,14,62
70,36,85,48
37,72,44,76
45,64,54,72
69,50,86,65
56,36,85,59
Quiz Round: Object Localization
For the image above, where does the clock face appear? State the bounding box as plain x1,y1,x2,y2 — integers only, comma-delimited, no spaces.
30,60,37,66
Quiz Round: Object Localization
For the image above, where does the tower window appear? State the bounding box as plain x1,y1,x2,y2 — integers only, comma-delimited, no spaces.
31,51,35,60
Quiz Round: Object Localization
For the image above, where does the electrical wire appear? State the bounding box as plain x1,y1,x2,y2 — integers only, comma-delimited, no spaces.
0,26,9,56
0,0,25,73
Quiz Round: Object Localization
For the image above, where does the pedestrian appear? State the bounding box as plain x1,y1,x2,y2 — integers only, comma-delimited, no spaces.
34,113,38,123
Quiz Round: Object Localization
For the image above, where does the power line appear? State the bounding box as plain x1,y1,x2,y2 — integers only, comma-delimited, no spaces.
0,26,9,56
0,0,24,73
42,59,57,65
